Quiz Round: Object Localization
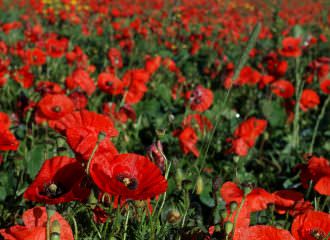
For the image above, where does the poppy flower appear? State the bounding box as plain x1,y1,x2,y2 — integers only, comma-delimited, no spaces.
97,72,124,95
279,37,302,57
53,110,118,137
173,127,199,157
185,85,213,112
107,48,123,69
66,68,96,96
24,48,46,66
291,211,330,240
235,225,294,240
24,156,90,204
35,94,74,126
320,79,330,94
0,129,19,151
0,206,74,240
68,91,88,110
299,89,320,111
273,190,304,214
298,156,330,196
144,55,161,75
0,112,10,129
122,69,150,104
65,126,118,162
35,81,64,96
45,37,68,58
90,153,168,200
11,66,34,88
220,181,274,213
102,102,136,123
236,66,261,86
271,80,295,98
182,114,213,133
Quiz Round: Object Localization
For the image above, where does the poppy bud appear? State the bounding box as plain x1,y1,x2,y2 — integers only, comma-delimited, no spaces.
167,209,181,223
195,176,203,195
230,202,238,212
147,141,165,174
220,210,227,220
176,168,184,190
50,220,61,240
168,114,175,122
224,221,233,235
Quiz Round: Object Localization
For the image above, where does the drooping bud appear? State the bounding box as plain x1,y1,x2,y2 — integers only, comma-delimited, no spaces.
147,141,165,174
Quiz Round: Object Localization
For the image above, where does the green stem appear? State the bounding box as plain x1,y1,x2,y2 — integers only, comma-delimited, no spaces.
309,95,330,154
85,141,100,176
293,57,303,151
232,196,246,240
123,208,130,240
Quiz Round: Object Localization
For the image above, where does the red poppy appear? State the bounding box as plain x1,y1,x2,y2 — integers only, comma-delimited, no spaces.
173,127,199,157
0,206,74,240
236,66,261,86
300,89,320,111
45,37,68,58
102,102,136,123
235,225,294,240
35,94,74,126
279,37,302,57
320,79,330,94
66,126,118,162
273,190,304,214
289,200,314,217
66,68,96,96
11,66,34,88
182,114,213,133
0,129,19,151
185,85,213,112
108,48,123,69
220,181,274,213
53,110,118,137
35,81,63,96
90,153,168,200
68,91,88,110
144,55,161,75
298,156,330,196
271,80,295,98
24,156,90,204
291,211,330,240
24,48,46,66
122,69,150,104
0,112,10,129
228,117,267,156
97,72,124,95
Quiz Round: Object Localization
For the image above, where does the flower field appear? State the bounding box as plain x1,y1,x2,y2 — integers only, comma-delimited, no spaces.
0,0,330,239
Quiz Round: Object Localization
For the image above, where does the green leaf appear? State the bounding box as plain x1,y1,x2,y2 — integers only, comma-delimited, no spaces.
26,145,45,179
261,100,286,127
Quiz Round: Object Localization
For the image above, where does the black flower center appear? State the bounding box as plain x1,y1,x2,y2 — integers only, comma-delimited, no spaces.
41,182,66,198
52,106,61,112
310,229,326,240
116,174,138,190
